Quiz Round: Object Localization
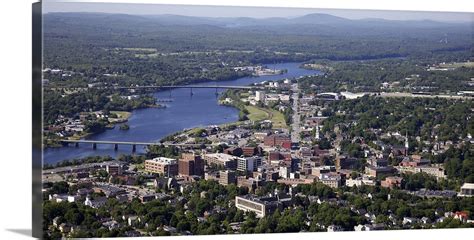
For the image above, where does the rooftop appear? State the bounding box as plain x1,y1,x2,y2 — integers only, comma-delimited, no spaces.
461,183,474,189
146,157,177,165
204,153,242,162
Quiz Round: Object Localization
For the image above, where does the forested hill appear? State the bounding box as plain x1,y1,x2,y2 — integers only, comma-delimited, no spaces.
44,12,473,64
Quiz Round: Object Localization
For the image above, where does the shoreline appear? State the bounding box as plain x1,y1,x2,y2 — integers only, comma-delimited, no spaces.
44,62,316,164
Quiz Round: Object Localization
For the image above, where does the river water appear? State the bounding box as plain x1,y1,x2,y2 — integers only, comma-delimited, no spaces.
43,62,320,164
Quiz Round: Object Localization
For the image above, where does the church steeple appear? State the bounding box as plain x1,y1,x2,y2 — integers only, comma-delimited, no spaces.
315,123,320,140
404,131,409,156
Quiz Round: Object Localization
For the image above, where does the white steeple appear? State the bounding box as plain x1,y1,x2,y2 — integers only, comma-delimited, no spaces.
315,123,320,140
404,131,409,155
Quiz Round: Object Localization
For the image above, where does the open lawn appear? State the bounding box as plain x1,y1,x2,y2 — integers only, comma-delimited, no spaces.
245,105,269,122
110,111,132,120
244,105,287,129
269,109,287,129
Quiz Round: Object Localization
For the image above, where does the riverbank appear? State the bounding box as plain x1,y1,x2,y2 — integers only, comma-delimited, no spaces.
218,90,288,129
43,62,320,164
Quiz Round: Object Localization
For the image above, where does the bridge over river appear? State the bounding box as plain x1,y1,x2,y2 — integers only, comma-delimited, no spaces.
60,139,210,152
111,85,260,90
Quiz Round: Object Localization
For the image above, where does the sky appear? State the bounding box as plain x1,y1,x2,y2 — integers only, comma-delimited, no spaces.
42,2,473,23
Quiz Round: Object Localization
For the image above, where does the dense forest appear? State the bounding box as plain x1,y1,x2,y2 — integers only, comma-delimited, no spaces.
43,12,473,88
299,59,473,93
322,96,473,142
42,13,472,126
43,89,156,124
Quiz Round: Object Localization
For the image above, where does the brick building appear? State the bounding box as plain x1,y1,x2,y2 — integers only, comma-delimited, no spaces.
145,157,178,176
264,134,291,149
178,153,203,177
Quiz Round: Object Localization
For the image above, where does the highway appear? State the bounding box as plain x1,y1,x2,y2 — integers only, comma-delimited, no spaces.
372,92,473,99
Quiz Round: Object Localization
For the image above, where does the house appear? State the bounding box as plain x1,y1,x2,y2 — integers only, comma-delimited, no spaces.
49,194,68,203
354,224,385,231
52,216,61,228
421,217,431,224
459,183,474,197
403,217,418,225
67,195,80,203
125,230,142,237
162,225,178,234
381,176,403,189
327,225,343,232
84,196,107,209
102,220,120,231
454,211,469,223
59,223,71,233
128,216,141,226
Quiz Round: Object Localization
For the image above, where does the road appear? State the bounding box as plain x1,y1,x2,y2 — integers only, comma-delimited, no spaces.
373,92,473,99
290,83,301,143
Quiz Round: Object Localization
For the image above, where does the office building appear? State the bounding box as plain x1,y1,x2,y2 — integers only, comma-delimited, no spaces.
237,156,262,172
106,164,122,176
145,157,178,176
219,170,236,186
202,153,238,169
178,153,203,176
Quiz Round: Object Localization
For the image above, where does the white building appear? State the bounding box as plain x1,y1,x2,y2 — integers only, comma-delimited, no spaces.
346,177,376,187
237,156,262,172
459,183,474,197
255,91,266,102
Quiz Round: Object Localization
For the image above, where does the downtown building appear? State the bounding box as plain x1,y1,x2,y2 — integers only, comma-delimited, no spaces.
178,153,204,177
263,134,292,149
219,170,237,186
202,153,238,170
237,156,263,173
319,173,342,188
235,193,292,218
145,157,178,176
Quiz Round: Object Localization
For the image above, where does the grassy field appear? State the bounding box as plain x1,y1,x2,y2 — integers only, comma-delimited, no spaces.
110,111,132,120
239,92,250,98
244,105,287,129
269,109,287,129
245,106,269,122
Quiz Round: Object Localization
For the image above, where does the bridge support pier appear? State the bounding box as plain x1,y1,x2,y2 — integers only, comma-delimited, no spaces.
114,144,118,151
132,144,136,152
190,87,193,96
75,142,79,147
92,143,97,150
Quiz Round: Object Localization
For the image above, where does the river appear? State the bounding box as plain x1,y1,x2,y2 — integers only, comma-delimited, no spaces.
43,62,320,164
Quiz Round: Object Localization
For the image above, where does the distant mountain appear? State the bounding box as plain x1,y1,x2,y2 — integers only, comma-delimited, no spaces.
288,13,350,25
45,12,468,29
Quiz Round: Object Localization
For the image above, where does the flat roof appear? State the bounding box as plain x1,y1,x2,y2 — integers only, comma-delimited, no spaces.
461,183,474,189
146,157,177,165
204,153,242,162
